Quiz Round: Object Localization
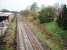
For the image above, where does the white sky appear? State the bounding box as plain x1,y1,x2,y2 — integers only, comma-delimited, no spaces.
0,0,67,11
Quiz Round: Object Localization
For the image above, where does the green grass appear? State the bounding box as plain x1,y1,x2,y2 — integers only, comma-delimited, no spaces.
43,22,67,38
32,22,65,50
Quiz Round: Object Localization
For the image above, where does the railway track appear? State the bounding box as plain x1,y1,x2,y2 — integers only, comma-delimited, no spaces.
16,14,44,50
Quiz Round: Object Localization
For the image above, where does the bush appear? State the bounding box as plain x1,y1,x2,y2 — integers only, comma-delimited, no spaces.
38,16,53,24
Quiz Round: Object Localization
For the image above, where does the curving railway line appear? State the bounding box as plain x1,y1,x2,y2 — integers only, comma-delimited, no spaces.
16,14,44,50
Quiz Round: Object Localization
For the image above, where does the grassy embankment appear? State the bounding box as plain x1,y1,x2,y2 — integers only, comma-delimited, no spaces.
23,15,64,50
0,16,16,50
32,21,66,50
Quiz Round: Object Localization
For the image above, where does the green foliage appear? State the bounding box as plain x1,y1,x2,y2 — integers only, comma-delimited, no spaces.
41,22,67,50
57,5,67,30
38,16,54,23
32,23,63,50
38,6,56,23
38,16,53,23
43,22,67,38
38,16,47,23
39,7,56,17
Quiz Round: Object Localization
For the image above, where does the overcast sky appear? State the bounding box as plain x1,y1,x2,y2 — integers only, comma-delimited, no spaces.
0,0,67,11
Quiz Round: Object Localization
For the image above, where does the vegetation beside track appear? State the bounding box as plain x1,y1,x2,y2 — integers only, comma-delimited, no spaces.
0,16,16,50
20,4,67,50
